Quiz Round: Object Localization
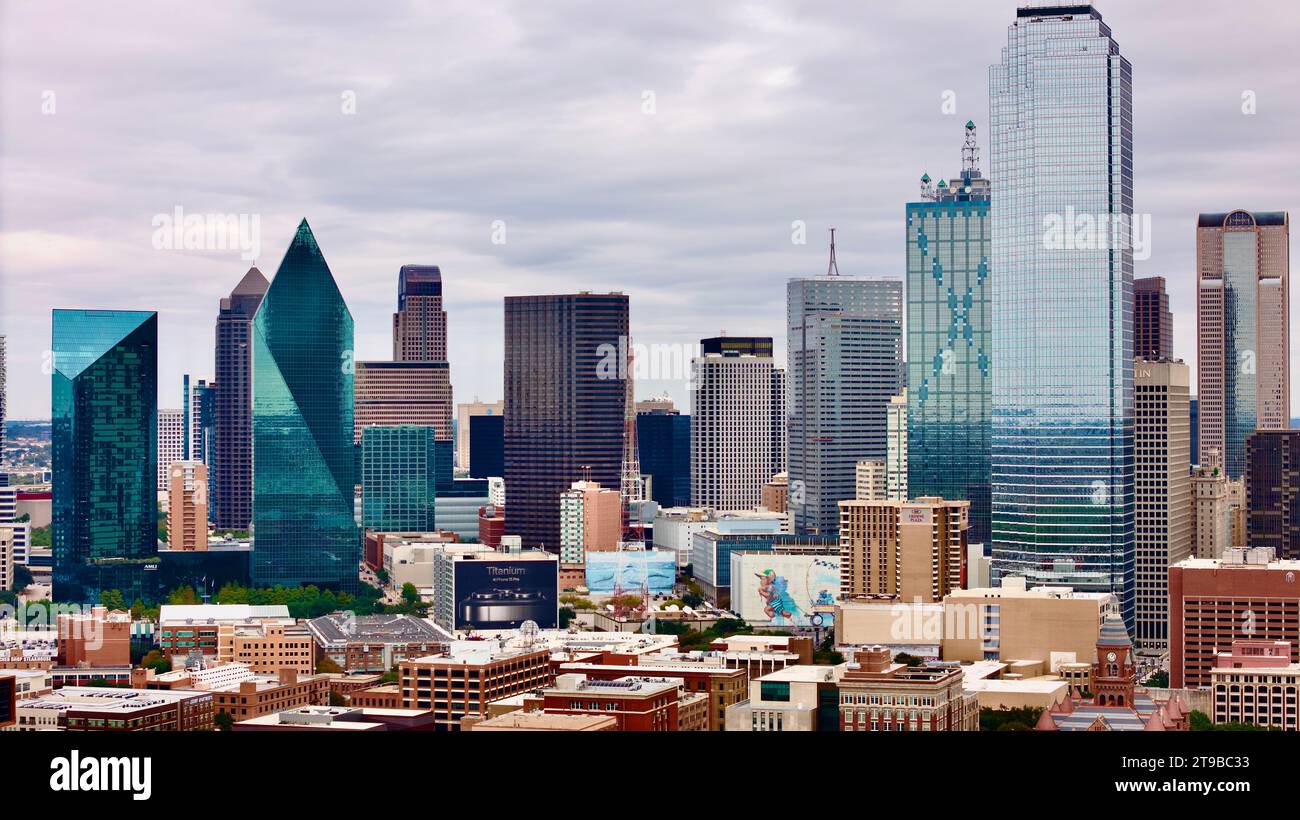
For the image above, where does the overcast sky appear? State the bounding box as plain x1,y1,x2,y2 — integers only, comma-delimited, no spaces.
3,1,1300,420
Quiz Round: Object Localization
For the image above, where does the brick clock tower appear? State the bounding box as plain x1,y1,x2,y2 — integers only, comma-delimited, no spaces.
1092,613,1136,707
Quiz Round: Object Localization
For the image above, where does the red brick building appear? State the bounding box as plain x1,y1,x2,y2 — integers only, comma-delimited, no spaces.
538,674,680,731
399,642,552,731
1169,550,1300,689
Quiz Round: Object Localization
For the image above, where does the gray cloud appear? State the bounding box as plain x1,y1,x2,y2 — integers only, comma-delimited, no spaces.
2,1,1299,418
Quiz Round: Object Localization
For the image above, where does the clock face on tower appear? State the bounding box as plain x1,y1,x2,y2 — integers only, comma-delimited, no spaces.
1106,651,1117,663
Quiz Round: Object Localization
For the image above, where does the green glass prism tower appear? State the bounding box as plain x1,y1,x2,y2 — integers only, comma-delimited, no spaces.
906,122,992,546
989,5,1135,626
252,220,360,590
52,309,160,604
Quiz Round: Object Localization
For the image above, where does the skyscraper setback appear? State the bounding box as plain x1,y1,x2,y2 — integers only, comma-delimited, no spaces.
393,265,447,363
213,266,268,530
989,5,1135,626
52,309,159,604
1196,210,1290,477
503,293,628,552
1134,276,1173,360
906,122,991,545
787,238,904,537
251,220,359,590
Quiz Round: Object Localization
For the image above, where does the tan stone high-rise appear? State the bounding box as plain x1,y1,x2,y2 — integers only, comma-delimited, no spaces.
1197,210,1289,477
167,461,208,551
838,497,968,602
1192,448,1232,559
1133,360,1191,654
354,362,453,442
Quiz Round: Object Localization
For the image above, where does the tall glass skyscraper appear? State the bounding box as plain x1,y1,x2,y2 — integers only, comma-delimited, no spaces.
788,256,904,537
1196,210,1290,478
989,5,1135,625
52,309,159,604
906,122,992,545
361,424,438,532
252,220,359,590
213,266,267,529
503,293,628,551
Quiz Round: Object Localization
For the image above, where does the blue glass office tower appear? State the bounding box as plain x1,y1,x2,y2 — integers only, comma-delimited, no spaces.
637,409,691,508
252,220,360,590
52,310,159,603
788,261,904,537
361,425,438,531
906,122,992,546
989,5,1135,626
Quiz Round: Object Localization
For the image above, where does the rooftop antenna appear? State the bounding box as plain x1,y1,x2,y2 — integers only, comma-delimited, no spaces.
826,228,840,277
962,120,980,176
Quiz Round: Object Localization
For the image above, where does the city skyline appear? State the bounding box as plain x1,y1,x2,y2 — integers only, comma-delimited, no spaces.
4,2,1300,420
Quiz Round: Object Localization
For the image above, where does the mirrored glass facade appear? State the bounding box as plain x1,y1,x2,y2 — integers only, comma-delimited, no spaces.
907,151,991,546
252,220,360,590
989,6,1135,625
361,424,438,532
52,309,159,603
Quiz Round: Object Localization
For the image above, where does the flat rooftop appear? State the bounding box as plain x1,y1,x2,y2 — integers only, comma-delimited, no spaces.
307,613,444,645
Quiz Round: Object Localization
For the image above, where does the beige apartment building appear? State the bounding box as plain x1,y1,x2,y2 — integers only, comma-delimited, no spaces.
167,461,209,551
855,460,886,502
838,497,968,602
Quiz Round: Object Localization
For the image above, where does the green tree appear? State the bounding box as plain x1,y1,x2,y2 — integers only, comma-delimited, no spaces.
29,526,51,547
11,565,34,593
213,712,234,732
1188,710,1213,731
375,567,390,584
401,582,420,605
140,650,172,675
1143,670,1169,688
329,691,349,707
99,589,127,611
893,652,925,668
559,607,576,628
980,706,1043,732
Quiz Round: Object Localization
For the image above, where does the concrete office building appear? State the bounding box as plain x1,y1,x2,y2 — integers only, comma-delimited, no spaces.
690,337,783,511
1133,360,1192,653
157,408,185,492
788,260,904,537
886,391,908,502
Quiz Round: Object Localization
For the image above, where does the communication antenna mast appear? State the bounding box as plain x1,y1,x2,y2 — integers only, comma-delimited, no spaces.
620,338,646,543
826,228,840,277
962,120,980,176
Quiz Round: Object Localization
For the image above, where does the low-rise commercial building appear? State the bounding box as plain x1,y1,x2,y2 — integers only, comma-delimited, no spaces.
398,641,552,731
837,646,978,732
1210,640,1300,730
307,613,447,673
19,687,214,731
538,673,681,731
